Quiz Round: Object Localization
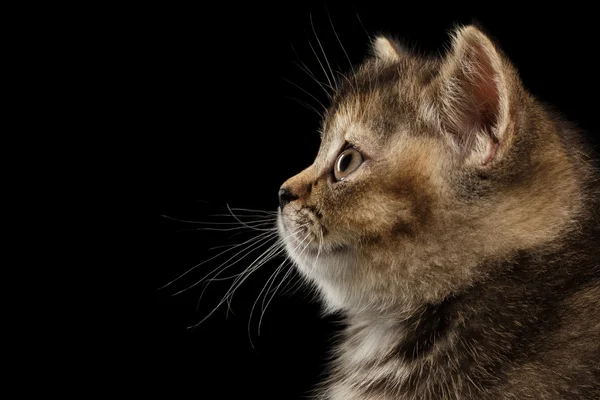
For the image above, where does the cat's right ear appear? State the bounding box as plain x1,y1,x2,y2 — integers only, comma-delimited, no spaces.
425,25,519,167
371,36,405,62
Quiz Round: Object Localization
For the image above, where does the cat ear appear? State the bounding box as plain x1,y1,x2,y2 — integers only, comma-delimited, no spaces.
372,36,404,62
434,26,511,166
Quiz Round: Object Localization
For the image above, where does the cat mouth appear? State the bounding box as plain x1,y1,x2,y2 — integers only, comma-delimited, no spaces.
278,208,333,255
280,221,348,257
279,206,323,234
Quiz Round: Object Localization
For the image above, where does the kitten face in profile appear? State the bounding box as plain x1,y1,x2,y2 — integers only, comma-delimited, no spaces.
278,25,599,399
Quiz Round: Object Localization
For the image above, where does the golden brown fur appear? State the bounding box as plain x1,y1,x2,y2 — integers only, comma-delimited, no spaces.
278,25,599,399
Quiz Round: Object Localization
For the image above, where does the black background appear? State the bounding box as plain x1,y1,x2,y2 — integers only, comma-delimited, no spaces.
153,4,599,399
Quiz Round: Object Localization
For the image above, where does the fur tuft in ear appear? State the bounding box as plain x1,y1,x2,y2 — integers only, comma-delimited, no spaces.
435,25,510,166
372,36,404,62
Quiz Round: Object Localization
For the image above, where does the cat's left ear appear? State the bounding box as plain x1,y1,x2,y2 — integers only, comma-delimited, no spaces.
371,36,405,62
431,26,513,166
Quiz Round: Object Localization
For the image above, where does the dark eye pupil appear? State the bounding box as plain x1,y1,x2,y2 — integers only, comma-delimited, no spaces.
339,153,352,171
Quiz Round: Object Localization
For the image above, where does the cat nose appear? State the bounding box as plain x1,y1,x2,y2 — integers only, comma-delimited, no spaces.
278,187,298,209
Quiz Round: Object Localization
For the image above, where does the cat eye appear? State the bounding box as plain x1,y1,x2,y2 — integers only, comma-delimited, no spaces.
334,147,363,181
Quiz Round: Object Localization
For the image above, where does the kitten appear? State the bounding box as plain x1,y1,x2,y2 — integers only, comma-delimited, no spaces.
277,25,600,399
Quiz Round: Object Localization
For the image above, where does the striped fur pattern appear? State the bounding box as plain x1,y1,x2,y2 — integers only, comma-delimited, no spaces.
278,25,600,399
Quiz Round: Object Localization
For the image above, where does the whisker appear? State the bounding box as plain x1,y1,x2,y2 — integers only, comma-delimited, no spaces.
170,220,275,226
260,228,312,312
210,213,277,219
187,225,277,232
277,266,305,297
292,59,334,95
258,232,313,335
285,96,323,117
203,235,281,285
222,226,306,300
309,225,324,276
162,213,276,234
173,227,272,234
291,44,335,97
259,257,296,317
226,204,278,231
198,240,286,319
160,229,275,291
253,259,290,332
282,77,327,112
216,241,288,312
174,232,279,297
172,238,273,301
308,40,335,94
191,240,288,329
161,214,213,224
326,8,355,79
208,242,254,251
227,207,278,215
246,229,311,347
192,225,307,329
355,12,370,39
206,227,304,284
310,14,337,92
260,260,294,317
279,225,322,298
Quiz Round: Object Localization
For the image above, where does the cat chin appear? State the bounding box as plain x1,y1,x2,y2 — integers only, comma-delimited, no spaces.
278,217,351,270
281,231,408,315
278,211,365,312
294,250,362,313
283,235,351,274
279,224,345,269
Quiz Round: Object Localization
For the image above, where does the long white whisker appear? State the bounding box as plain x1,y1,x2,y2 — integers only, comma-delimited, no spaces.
210,213,277,219
258,232,313,335
355,12,370,39
260,261,293,324
280,224,323,298
326,9,355,78
161,214,275,225
199,234,280,288
247,230,311,346
189,225,277,232
176,220,275,226
290,43,335,98
292,59,334,95
261,227,313,310
192,241,288,329
159,229,275,290
192,225,306,328
256,260,290,321
282,77,327,112
260,259,296,316
285,96,323,117
211,241,286,285
222,226,307,304
226,204,278,231
172,231,279,296
202,233,280,286
222,243,288,316
308,40,334,94
278,263,304,297
208,242,253,251
227,207,278,215
310,14,336,92
310,226,324,276
200,238,277,289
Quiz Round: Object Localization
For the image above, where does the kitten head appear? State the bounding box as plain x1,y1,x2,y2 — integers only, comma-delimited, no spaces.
278,26,583,315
